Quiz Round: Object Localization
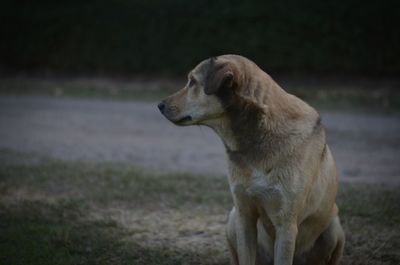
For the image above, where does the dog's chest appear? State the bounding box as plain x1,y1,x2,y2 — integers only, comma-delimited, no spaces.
230,167,285,216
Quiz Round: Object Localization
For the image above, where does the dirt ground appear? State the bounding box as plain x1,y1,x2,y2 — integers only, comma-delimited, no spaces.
0,95,399,184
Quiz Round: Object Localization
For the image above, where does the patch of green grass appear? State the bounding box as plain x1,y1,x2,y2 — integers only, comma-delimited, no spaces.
0,151,399,265
1,76,400,113
339,184,400,225
0,158,231,210
302,89,400,113
281,79,400,113
0,77,179,102
337,185,400,265
0,200,213,265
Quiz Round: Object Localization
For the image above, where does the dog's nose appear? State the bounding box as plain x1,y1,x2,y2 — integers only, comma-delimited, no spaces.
158,101,166,113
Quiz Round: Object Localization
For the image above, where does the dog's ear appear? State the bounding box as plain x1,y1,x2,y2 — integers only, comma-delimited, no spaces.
204,58,236,95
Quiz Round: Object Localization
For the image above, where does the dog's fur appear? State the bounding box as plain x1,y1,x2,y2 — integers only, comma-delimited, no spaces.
158,55,345,265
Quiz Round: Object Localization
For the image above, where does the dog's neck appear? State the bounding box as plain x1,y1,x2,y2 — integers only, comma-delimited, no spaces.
205,103,282,165
205,115,239,151
205,94,320,169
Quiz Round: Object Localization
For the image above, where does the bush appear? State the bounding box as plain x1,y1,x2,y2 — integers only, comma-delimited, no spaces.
0,0,398,76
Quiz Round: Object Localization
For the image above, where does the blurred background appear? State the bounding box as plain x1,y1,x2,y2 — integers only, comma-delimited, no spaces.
0,1,399,265
1,0,399,76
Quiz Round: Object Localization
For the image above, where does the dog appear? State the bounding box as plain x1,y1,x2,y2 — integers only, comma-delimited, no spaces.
158,55,345,265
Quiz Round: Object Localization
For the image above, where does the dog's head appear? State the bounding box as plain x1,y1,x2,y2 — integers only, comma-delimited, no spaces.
158,55,244,126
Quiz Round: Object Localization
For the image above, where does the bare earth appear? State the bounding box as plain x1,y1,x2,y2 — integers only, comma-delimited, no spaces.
0,95,399,184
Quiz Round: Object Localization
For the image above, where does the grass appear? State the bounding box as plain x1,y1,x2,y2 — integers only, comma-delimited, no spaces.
0,150,399,265
1,75,400,113
0,76,180,102
0,200,206,265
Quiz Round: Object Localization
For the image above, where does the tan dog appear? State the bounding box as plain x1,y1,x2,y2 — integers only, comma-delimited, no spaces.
158,55,345,265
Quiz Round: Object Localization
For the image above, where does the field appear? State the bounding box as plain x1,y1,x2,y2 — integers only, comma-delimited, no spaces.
0,150,399,265
1,1,399,263
0,75,399,264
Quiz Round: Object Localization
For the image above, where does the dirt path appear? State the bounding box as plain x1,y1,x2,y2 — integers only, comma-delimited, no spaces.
0,95,399,184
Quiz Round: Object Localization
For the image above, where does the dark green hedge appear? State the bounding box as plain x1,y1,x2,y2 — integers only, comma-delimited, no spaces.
0,0,398,75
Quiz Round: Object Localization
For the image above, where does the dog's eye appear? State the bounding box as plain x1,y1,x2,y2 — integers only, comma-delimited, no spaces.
188,77,196,87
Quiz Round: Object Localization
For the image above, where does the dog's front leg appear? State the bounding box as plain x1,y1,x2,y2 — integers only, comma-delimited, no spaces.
236,213,257,265
233,185,258,265
273,222,298,265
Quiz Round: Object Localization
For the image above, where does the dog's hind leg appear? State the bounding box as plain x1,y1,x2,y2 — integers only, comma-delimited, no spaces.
302,215,345,265
327,216,345,265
